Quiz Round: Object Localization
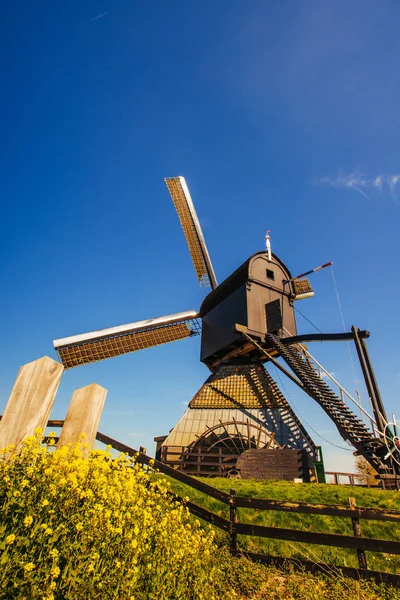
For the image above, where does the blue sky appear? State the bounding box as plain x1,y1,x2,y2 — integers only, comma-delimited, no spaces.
1,1,400,471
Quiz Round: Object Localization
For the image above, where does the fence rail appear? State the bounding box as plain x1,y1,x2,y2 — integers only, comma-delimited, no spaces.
233,496,400,521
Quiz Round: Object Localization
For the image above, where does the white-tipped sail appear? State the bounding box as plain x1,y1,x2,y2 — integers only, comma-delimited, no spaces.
54,310,201,369
165,176,218,289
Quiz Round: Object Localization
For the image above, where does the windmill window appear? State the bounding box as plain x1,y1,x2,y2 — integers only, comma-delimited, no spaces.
266,269,275,281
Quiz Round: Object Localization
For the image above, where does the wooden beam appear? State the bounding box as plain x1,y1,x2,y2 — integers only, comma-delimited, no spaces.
57,383,107,456
235,522,400,553
281,330,370,345
233,496,400,522
0,357,63,451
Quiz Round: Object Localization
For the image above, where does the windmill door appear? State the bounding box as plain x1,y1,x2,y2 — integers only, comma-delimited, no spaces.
265,299,282,334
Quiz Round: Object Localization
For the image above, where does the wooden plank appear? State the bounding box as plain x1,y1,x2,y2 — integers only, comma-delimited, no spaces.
186,500,230,532
237,448,307,481
0,357,63,450
47,419,65,428
232,551,400,589
280,330,370,345
235,523,400,553
95,432,230,504
349,496,368,570
58,384,107,455
233,496,400,522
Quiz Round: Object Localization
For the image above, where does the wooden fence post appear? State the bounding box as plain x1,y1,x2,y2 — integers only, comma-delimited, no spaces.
349,497,368,570
0,357,63,451
57,383,107,456
229,488,238,554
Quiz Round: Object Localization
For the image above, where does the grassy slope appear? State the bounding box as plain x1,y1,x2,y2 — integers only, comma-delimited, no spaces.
164,477,400,574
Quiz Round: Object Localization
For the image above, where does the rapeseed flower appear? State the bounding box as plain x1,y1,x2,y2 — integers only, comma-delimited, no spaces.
5,534,15,545
0,434,236,600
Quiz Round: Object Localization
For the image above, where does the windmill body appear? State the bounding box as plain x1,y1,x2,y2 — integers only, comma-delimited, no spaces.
53,176,400,481
199,250,310,368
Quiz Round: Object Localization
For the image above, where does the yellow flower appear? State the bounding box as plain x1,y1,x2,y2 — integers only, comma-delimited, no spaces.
50,565,60,578
50,548,59,559
24,562,35,572
75,522,84,532
5,534,16,545
41,499,49,507
21,479,29,488
24,516,33,527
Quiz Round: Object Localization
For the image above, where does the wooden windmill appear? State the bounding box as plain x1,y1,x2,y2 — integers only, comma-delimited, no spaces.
54,177,399,481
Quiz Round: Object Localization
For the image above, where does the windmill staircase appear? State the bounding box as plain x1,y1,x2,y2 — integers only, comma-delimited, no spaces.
265,333,391,475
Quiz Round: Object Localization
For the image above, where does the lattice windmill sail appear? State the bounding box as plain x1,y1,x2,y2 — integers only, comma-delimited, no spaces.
54,311,201,369
53,175,399,483
164,177,218,289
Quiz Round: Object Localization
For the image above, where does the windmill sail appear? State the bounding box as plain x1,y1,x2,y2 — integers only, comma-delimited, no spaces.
165,176,218,289
54,311,201,369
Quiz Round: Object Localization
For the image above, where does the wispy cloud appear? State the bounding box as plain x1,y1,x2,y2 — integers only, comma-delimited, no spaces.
314,170,400,201
320,371,336,380
127,432,144,438
91,12,107,22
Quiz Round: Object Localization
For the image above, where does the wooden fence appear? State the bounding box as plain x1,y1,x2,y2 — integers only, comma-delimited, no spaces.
325,471,399,490
1,357,399,588
93,432,400,589
0,356,107,453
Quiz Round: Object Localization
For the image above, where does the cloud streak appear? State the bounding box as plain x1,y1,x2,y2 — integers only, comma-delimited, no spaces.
315,171,400,201
91,12,107,22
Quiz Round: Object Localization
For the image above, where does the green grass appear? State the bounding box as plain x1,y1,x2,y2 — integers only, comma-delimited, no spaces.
163,476,400,574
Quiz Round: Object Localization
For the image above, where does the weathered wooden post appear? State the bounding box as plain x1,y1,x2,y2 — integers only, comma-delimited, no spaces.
0,356,63,451
349,497,368,570
229,488,238,554
57,383,107,456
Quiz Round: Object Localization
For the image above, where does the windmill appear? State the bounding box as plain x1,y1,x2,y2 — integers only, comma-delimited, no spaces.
54,177,399,482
